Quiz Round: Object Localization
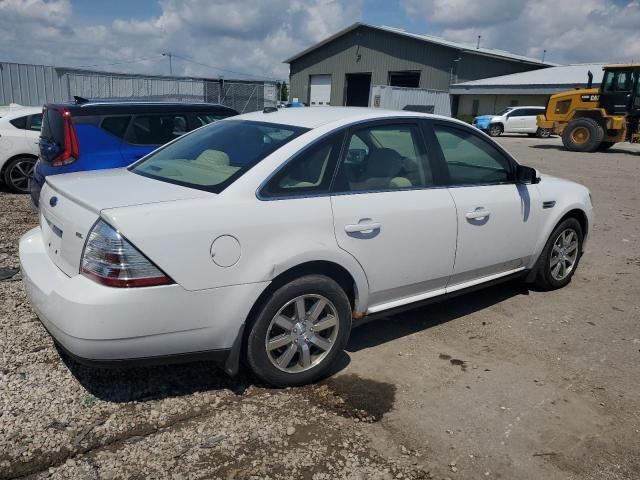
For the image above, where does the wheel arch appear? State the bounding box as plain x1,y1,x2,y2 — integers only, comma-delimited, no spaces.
224,259,364,377
0,152,37,176
558,208,588,239
570,110,607,131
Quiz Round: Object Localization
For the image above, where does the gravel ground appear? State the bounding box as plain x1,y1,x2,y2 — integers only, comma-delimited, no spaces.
1,135,639,479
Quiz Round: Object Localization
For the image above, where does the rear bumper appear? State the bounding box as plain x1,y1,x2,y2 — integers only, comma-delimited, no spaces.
19,227,268,364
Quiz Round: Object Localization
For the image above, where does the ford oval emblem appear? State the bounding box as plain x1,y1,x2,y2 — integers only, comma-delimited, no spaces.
49,196,58,207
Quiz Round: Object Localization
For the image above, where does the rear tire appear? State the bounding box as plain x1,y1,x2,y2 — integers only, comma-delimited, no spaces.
2,156,36,194
534,218,583,290
246,275,351,387
562,118,604,152
598,141,616,151
488,124,503,137
536,127,551,138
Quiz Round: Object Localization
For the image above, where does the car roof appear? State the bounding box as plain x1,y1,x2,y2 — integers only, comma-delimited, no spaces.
45,101,238,116
235,106,446,129
0,106,43,120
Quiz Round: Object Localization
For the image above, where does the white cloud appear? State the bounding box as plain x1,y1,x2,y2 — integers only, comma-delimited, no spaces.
402,0,640,64
0,0,363,79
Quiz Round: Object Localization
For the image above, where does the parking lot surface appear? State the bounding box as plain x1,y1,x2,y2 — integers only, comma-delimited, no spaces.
1,135,639,479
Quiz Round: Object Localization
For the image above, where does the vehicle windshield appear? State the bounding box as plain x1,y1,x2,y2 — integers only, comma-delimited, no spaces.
495,108,515,116
130,120,308,193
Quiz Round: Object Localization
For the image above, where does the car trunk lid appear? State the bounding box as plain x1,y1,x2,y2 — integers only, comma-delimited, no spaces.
40,168,213,276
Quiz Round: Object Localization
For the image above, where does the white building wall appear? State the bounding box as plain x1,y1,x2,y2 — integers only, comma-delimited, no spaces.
457,94,549,117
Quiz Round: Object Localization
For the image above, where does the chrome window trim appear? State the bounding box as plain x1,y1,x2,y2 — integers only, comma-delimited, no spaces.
256,115,438,201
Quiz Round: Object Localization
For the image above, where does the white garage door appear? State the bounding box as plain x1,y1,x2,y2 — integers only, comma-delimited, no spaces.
309,75,331,106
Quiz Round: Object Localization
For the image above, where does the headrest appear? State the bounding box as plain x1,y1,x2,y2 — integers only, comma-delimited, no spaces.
365,148,402,178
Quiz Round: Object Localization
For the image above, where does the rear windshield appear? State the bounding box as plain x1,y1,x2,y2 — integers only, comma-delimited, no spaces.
130,120,308,193
41,108,65,145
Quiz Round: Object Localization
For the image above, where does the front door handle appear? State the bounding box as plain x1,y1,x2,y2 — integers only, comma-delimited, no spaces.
345,222,381,233
465,208,491,220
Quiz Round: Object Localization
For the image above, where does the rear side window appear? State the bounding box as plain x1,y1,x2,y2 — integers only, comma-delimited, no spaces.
41,108,65,145
126,114,188,145
261,132,344,197
101,116,131,138
9,115,28,130
29,114,43,131
433,124,513,186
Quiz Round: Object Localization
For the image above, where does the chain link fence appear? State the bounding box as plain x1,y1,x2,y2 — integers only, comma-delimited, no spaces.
0,62,278,113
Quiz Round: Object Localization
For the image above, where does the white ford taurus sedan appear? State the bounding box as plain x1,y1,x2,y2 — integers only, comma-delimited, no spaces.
19,107,593,386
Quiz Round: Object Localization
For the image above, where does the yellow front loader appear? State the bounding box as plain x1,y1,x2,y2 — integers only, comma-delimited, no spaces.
537,64,640,152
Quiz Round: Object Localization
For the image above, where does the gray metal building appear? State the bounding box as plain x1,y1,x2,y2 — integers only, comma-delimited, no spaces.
285,23,553,111
450,63,605,116
0,61,278,113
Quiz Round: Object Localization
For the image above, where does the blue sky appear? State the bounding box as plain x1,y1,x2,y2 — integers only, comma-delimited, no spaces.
1,0,639,80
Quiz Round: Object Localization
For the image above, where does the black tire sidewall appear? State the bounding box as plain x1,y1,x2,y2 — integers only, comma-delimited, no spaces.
246,275,352,387
562,118,603,152
3,156,35,193
536,218,584,290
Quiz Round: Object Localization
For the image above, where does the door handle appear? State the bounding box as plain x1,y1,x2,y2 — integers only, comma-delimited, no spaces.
345,222,381,233
465,208,491,220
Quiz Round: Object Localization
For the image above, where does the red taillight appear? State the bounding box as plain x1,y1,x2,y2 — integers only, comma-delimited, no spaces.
51,110,79,166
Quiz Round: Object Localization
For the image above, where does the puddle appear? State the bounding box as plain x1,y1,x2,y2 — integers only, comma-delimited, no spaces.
304,374,396,422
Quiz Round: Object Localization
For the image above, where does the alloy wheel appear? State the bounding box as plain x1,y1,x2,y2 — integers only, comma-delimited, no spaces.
8,159,35,192
550,228,579,281
265,294,339,373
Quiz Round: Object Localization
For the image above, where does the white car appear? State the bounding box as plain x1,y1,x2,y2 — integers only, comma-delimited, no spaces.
473,106,550,138
0,106,42,193
19,108,593,386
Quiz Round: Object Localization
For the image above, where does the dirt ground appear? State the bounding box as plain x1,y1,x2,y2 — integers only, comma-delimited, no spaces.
0,135,638,480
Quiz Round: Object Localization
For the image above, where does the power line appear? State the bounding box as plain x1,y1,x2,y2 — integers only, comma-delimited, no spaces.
76,55,161,69
171,53,281,81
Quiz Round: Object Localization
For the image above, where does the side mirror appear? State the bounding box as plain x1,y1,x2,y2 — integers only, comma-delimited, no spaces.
516,165,540,184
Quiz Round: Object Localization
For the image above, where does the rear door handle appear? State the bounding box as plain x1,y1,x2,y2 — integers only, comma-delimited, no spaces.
465,208,491,220
345,222,381,233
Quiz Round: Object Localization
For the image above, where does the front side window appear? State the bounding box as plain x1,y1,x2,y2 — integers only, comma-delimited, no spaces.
433,124,513,186
333,124,433,193
131,120,307,193
603,70,632,92
261,132,344,197
126,114,188,145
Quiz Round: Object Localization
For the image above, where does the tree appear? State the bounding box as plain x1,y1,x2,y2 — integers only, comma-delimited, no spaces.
280,81,288,102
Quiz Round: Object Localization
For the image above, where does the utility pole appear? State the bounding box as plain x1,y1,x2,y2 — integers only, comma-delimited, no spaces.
542,49,547,62
162,52,173,75
476,35,481,49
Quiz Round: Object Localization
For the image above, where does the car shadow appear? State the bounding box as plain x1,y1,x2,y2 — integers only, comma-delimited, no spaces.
347,281,529,352
60,342,352,403
530,144,639,155
62,282,526,403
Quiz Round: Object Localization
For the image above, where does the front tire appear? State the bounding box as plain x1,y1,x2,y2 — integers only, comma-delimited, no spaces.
562,118,604,152
534,218,583,290
246,275,352,387
488,124,503,137
3,156,36,193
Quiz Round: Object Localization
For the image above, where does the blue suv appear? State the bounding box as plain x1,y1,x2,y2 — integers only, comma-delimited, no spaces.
31,100,237,206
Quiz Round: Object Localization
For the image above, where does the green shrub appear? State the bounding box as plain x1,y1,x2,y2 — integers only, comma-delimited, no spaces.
454,114,474,124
